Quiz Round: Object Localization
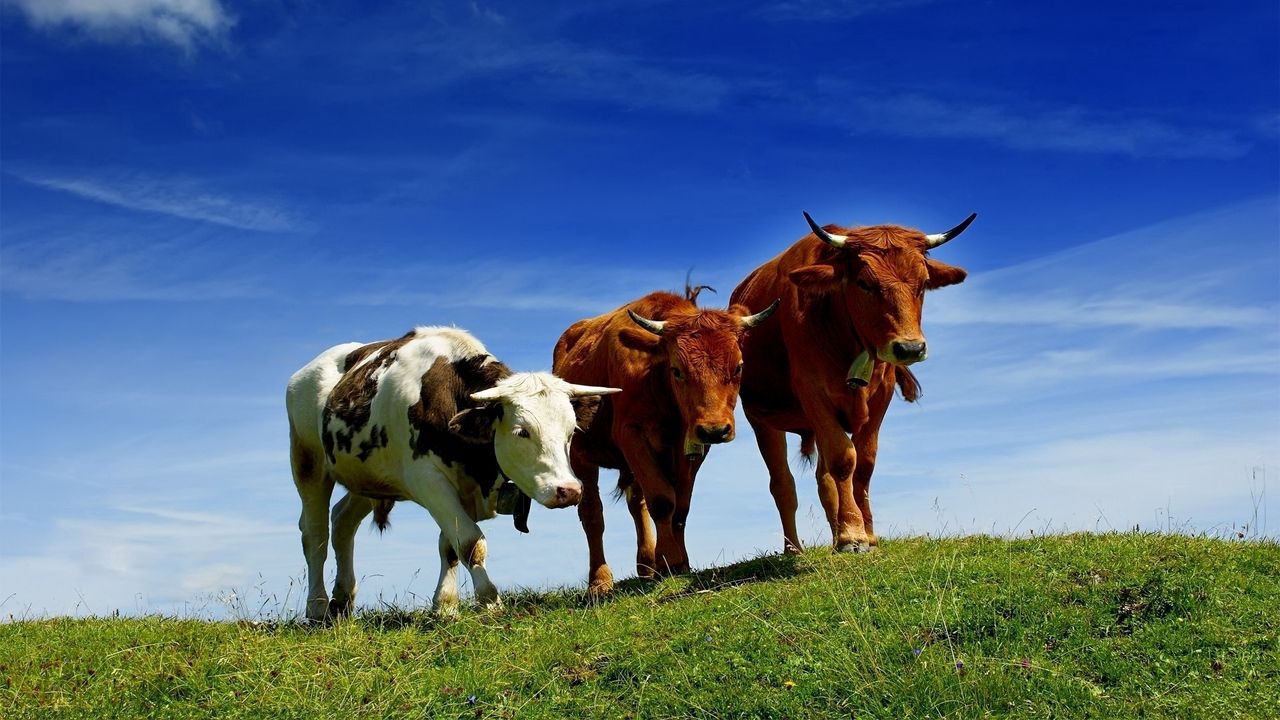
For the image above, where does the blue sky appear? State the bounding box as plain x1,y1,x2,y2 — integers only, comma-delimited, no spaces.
1,0,1276,617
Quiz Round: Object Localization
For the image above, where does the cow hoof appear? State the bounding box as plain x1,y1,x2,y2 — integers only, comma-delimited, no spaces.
782,542,804,556
587,565,614,598
835,541,873,554
328,597,354,619
306,598,330,621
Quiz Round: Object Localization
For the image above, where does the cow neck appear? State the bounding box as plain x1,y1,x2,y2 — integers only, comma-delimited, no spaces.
815,276,871,364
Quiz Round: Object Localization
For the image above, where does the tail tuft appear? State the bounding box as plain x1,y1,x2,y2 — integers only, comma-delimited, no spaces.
798,432,816,466
372,499,395,533
611,470,635,502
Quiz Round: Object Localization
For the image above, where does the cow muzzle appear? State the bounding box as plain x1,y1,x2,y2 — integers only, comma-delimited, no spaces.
886,339,928,365
694,423,735,444
545,483,582,509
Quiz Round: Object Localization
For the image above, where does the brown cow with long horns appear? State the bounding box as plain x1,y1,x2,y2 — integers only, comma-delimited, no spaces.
553,286,778,595
730,211,974,554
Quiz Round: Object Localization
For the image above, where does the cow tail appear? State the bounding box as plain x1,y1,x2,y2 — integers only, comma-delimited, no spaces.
372,500,395,533
612,471,635,502
798,432,816,466
895,366,922,403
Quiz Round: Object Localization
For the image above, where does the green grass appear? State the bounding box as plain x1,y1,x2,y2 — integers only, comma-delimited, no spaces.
3,533,1277,718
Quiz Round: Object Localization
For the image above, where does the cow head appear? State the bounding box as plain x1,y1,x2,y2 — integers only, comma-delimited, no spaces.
451,373,621,509
790,212,973,366
624,290,779,455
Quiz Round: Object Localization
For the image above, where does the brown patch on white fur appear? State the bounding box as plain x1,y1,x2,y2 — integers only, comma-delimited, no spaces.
463,538,487,566
323,331,418,462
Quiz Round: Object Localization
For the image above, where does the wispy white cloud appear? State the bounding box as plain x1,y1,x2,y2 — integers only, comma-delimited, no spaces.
909,198,1280,412
0,506,292,617
933,295,1271,331
872,427,1275,537
0,231,268,302
242,4,1253,157
841,92,1251,159
932,197,1278,331
4,0,234,52
416,39,733,114
269,4,734,115
336,260,684,314
11,171,304,232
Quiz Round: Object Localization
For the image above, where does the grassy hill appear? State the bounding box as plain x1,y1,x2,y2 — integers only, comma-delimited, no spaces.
2,533,1276,718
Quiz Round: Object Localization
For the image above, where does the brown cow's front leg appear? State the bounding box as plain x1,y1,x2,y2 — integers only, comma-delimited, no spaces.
663,450,703,574
621,469,657,578
573,452,612,597
851,433,881,548
649,491,687,575
617,432,687,576
811,419,868,552
851,379,892,547
853,458,876,546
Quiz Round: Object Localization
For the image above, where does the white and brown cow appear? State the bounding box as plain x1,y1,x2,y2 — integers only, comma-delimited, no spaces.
286,326,620,619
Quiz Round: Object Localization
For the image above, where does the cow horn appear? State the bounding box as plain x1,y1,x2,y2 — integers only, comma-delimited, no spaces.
925,212,977,248
739,299,780,329
803,211,850,249
567,384,623,397
627,309,666,336
470,387,504,402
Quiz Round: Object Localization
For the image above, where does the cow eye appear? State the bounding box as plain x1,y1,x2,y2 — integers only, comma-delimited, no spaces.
856,279,876,293
514,427,530,439
733,362,743,377
672,366,685,381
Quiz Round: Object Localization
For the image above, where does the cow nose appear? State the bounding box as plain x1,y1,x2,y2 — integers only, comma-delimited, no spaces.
892,340,927,363
552,484,581,508
695,423,734,444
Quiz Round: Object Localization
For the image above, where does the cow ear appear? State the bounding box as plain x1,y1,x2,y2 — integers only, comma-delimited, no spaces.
788,263,842,291
925,257,968,289
618,326,662,352
570,394,603,430
448,404,502,443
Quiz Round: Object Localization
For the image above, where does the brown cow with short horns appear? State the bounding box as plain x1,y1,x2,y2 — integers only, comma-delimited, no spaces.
554,285,778,595
730,211,974,554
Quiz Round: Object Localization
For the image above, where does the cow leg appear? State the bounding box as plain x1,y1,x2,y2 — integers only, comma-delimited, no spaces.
618,435,686,576
329,492,373,617
813,455,840,542
852,447,877,547
850,382,892,548
432,531,461,616
291,427,335,621
621,471,656,578
573,453,613,597
402,466,501,610
811,419,868,552
749,414,802,554
667,451,703,575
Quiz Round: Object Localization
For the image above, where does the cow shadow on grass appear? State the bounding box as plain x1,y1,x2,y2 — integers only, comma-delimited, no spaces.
502,548,811,615
266,551,811,633
613,549,809,599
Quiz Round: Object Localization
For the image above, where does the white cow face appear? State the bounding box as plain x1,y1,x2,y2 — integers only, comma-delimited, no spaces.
464,373,620,508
